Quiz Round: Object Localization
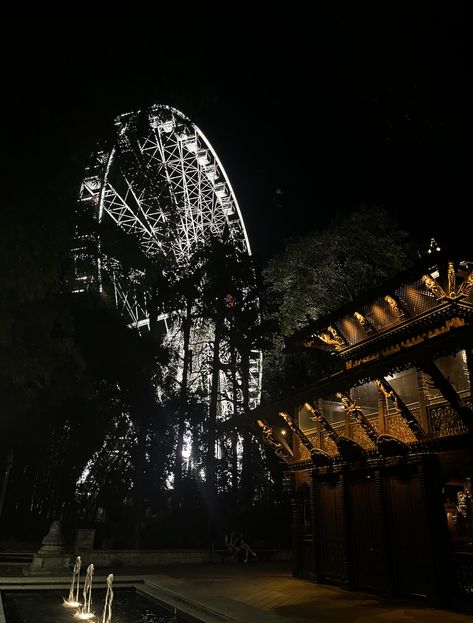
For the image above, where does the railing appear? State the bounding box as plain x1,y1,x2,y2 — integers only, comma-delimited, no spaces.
429,400,470,437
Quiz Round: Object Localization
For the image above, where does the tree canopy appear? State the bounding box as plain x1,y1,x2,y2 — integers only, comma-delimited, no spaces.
262,205,416,400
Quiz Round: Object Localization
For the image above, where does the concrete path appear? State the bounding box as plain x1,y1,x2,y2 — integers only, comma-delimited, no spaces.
1,560,471,622
138,561,471,622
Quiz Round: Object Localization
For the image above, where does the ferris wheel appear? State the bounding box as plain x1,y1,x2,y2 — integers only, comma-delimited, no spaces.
77,104,250,279
75,103,261,409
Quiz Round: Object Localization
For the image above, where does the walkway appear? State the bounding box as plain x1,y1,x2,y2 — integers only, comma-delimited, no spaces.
1,560,471,622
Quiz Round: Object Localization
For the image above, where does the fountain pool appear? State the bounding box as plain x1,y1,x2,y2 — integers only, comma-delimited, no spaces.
1,588,194,623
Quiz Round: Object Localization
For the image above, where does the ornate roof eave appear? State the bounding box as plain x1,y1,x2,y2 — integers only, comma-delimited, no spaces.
338,301,473,363
293,254,472,343
284,430,473,475
229,320,473,430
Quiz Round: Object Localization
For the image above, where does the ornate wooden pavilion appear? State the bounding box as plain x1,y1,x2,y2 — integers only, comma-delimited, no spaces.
247,255,473,607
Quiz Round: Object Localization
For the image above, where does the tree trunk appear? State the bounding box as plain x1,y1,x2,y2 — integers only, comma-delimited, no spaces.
0,449,13,523
206,317,222,496
230,344,239,494
239,351,253,507
131,417,148,548
173,298,192,510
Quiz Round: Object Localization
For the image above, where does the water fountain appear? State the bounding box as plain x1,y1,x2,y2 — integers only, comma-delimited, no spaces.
63,555,82,608
74,563,95,620
101,574,113,623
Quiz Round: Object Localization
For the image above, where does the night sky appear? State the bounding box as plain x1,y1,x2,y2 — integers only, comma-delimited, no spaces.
5,7,472,266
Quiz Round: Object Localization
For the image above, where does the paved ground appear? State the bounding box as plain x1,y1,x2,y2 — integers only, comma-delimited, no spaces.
144,562,472,622
1,560,471,622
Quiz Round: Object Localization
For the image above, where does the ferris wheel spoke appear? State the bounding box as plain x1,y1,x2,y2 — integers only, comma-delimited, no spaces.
102,182,157,241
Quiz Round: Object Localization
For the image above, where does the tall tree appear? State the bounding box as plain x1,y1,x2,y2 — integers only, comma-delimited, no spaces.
262,205,416,400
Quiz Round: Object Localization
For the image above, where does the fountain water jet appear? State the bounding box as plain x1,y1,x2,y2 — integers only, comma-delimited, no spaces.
64,555,82,608
74,563,95,620
101,573,113,623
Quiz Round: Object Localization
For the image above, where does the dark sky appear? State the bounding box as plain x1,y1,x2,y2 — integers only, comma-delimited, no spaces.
5,6,472,266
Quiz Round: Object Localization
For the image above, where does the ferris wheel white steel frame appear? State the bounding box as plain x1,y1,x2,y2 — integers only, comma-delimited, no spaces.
76,104,261,410
79,104,250,265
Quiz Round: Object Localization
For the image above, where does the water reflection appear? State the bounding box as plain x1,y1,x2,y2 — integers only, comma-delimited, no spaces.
3,589,178,623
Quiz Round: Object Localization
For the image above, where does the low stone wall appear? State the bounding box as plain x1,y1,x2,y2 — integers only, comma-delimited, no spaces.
77,548,291,568
78,549,210,568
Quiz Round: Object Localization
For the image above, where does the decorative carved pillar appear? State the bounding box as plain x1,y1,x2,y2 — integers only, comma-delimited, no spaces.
416,369,431,433
344,405,350,437
374,379,427,439
466,349,473,392
315,403,323,449
377,388,387,434
337,392,378,444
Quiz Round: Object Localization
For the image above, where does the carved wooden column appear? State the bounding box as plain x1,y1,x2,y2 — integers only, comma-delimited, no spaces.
466,349,473,393
316,418,323,450
344,406,350,437
377,388,387,434
416,369,431,433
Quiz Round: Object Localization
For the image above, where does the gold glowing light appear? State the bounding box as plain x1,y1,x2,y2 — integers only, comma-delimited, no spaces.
63,600,81,608
74,612,95,620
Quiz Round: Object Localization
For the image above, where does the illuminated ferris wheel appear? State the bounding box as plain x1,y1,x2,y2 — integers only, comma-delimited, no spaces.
77,104,251,327
76,104,261,409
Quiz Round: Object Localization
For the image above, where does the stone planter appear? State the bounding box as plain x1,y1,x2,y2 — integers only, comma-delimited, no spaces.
26,520,71,575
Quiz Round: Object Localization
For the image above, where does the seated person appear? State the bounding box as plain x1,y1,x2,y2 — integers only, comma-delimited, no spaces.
224,531,239,558
234,532,257,563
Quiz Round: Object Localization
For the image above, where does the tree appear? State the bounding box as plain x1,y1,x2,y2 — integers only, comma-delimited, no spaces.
262,205,416,400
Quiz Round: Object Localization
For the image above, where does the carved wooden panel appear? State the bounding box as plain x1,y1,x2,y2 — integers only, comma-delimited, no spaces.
429,403,469,437
319,478,345,582
297,440,311,462
300,538,315,576
295,469,312,489
369,416,382,433
385,414,416,443
385,469,432,597
349,474,388,591
349,423,376,450
321,433,338,456
294,433,321,462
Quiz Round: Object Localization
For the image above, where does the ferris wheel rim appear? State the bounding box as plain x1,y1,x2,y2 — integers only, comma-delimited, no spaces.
191,121,251,256
95,103,251,262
